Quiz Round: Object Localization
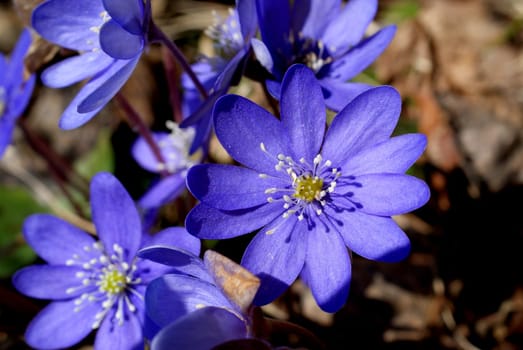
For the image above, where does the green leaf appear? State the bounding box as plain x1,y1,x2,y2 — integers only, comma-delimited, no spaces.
0,185,47,277
0,245,36,278
380,0,420,24
74,129,114,179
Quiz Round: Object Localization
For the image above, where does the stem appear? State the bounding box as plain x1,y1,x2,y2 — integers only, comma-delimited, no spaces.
149,22,209,101
18,118,89,218
115,93,168,177
161,46,184,124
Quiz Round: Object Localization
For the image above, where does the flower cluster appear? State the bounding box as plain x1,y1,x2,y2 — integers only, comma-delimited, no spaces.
6,0,431,349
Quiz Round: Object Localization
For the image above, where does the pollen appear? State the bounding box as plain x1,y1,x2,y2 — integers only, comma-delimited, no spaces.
99,269,126,295
293,175,324,203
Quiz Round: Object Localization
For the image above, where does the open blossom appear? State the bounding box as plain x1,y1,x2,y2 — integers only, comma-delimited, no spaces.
0,29,35,157
180,0,257,153
138,248,261,348
151,307,263,350
253,0,396,111
185,64,430,312
31,0,148,129
12,172,200,350
132,121,197,209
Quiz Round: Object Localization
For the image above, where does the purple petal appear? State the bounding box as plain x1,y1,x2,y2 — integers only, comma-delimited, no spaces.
301,225,351,312
186,203,283,240
131,132,179,173
58,58,136,130
23,214,96,265
242,217,306,306
345,134,427,175
319,78,373,112
7,74,35,120
183,93,215,154
0,55,6,85
280,64,325,162
213,95,289,177
100,19,144,59
187,164,287,210
138,174,187,209
265,79,281,99
134,258,174,285
102,0,144,35
95,308,144,350
321,86,402,166
181,60,218,95
131,132,161,172
138,246,213,283
12,265,87,300
145,275,235,329
321,0,378,50
332,208,410,262
354,173,430,216
4,29,32,88
138,244,200,268
24,299,99,349
90,172,141,259
292,0,341,38
251,38,274,73
41,51,113,88
151,307,248,350
256,0,291,56
31,0,105,51
214,49,247,91
237,0,257,40
328,25,396,81
78,56,140,113
145,227,201,256
59,89,106,130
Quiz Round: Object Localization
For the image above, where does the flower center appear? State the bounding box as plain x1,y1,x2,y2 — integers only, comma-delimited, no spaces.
260,143,340,221
87,11,111,49
293,175,324,203
65,242,142,329
289,33,334,75
156,121,196,174
205,8,244,60
99,269,126,295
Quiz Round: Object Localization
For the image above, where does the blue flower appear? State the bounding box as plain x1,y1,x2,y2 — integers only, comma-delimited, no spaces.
180,0,257,153
137,248,259,343
12,172,200,350
131,122,197,209
98,0,151,60
31,0,144,129
0,29,35,157
185,64,430,312
151,307,262,350
253,0,396,111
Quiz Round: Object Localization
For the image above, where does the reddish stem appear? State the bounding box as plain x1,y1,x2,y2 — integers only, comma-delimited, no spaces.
149,22,209,101
115,93,168,177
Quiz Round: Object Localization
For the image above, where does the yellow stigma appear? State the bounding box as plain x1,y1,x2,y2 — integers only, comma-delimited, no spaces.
99,269,126,295
293,175,324,203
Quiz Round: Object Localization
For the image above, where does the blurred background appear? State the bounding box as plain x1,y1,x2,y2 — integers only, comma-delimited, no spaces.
1,0,522,349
